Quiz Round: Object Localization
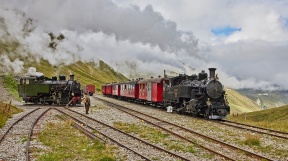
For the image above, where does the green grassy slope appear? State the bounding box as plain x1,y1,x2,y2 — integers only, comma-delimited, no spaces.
225,88,262,114
228,105,288,132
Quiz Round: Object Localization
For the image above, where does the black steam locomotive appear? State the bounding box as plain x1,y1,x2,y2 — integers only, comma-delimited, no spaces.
18,74,82,105
163,68,230,119
102,68,230,119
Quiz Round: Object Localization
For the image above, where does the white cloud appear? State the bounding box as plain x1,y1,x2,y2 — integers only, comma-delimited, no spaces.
1,0,288,90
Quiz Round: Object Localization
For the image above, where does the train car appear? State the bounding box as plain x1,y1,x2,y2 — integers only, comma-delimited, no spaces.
18,74,81,105
112,83,120,97
137,78,164,105
101,85,106,95
83,84,95,96
102,83,112,96
119,80,139,99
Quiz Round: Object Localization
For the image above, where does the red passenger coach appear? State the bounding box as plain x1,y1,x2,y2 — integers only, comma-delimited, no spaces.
137,78,164,103
102,83,113,95
120,80,139,99
138,79,148,101
150,78,164,103
106,84,113,95
112,83,120,97
101,85,106,95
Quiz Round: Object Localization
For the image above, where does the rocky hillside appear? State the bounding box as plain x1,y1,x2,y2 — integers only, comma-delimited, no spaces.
237,89,288,109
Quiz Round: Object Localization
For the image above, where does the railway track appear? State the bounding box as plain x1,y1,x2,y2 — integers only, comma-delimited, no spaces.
214,120,288,140
96,96,275,161
0,107,52,161
55,107,191,161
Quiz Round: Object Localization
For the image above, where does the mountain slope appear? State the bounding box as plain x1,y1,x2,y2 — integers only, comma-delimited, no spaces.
228,105,288,132
238,89,288,109
225,88,262,114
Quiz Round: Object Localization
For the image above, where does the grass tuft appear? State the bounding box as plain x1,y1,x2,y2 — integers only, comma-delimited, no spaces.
243,134,260,146
0,101,23,128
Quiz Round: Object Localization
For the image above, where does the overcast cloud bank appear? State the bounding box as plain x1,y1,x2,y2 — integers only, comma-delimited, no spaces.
0,0,288,90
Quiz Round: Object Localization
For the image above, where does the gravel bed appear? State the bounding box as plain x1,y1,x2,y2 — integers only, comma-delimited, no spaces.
76,96,225,160
97,95,288,161
0,108,49,161
2,94,286,160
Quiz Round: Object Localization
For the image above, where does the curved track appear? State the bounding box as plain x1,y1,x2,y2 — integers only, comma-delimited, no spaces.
0,107,52,161
96,96,275,161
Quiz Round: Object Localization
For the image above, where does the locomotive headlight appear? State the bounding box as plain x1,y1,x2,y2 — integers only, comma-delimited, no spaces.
206,80,223,99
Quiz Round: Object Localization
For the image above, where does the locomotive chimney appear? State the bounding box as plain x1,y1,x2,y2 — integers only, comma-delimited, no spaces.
70,74,74,81
208,68,216,79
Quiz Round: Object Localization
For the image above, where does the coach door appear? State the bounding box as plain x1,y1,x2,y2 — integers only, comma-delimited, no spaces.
147,82,152,101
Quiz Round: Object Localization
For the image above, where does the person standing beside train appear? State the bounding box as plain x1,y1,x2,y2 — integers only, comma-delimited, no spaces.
82,92,91,114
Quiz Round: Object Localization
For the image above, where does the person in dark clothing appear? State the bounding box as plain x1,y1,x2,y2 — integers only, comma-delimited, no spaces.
83,92,91,114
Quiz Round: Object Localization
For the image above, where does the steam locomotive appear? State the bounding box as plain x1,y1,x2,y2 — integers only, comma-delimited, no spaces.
102,68,230,119
18,74,82,105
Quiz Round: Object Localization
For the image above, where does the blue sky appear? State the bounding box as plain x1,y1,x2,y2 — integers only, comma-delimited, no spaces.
211,26,241,36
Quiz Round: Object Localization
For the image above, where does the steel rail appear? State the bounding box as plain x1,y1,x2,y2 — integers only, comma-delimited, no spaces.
224,120,288,135
25,108,52,161
54,108,152,161
0,108,41,144
97,97,275,161
58,107,192,161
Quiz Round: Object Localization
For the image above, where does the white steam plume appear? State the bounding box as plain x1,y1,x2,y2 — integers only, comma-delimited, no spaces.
2,0,200,57
27,67,44,77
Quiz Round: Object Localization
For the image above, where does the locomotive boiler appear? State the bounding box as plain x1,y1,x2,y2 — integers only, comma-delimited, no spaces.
18,74,82,105
163,68,230,119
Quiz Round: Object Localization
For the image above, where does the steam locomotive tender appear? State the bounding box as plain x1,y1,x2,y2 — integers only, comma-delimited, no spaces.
18,74,82,105
102,68,230,119
163,68,230,119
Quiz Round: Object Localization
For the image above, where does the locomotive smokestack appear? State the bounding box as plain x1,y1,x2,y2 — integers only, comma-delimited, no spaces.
208,68,216,79
70,74,74,81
